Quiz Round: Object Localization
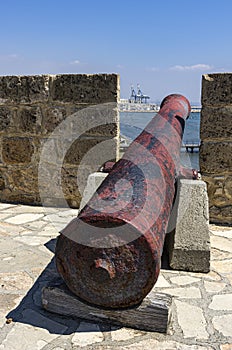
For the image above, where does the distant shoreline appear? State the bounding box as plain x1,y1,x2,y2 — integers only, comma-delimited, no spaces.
119,102,201,113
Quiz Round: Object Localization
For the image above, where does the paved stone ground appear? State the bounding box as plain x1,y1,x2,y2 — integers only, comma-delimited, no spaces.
0,203,232,349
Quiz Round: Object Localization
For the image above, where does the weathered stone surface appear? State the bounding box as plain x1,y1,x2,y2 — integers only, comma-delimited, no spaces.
0,322,60,349
202,174,232,207
0,74,119,207
51,74,119,103
204,280,226,293
153,273,170,288
220,345,232,350
93,341,214,350
72,322,104,347
202,73,232,106
212,314,232,337
41,105,67,134
0,107,14,132
67,104,119,137
169,275,200,286
0,75,50,103
64,138,105,165
210,226,232,238
167,179,210,272
200,141,232,174
200,73,232,224
162,287,201,299
0,170,6,191
61,166,84,208
208,205,232,225
200,106,232,140
211,235,232,254
111,327,142,341
209,294,232,310
175,300,208,339
0,271,33,291
3,165,38,192
16,106,42,134
2,137,34,164
5,213,44,225
0,238,51,273
211,258,232,274
0,294,23,327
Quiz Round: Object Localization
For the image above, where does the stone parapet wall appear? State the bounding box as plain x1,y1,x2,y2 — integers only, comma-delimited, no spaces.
0,74,120,207
200,73,232,224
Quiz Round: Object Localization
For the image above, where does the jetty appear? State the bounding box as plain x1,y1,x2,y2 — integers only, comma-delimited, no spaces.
182,141,201,152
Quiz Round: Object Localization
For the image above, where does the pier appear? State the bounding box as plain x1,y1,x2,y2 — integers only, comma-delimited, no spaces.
182,141,201,152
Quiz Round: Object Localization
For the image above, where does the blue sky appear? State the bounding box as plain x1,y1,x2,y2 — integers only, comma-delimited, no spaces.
0,0,232,103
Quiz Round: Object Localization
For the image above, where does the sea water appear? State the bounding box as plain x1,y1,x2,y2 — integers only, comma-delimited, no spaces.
120,111,200,170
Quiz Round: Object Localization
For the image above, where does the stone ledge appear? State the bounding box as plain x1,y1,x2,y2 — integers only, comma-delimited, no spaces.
0,74,120,105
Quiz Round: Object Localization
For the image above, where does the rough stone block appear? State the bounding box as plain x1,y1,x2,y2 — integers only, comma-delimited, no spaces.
0,73,120,207
0,169,6,190
63,137,118,166
167,179,210,273
16,106,42,134
41,105,68,134
66,103,119,138
4,165,37,191
61,165,100,208
0,106,14,132
0,165,40,205
200,106,232,140
61,166,82,207
200,141,232,174
208,205,232,225
0,75,49,104
0,188,40,206
202,73,232,106
202,174,232,207
51,74,119,103
41,103,119,138
2,137,34,164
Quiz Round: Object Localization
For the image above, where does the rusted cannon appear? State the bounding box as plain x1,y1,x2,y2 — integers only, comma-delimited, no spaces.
55,94,191,309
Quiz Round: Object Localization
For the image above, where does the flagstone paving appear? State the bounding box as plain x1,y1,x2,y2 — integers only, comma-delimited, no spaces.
0,202,231,349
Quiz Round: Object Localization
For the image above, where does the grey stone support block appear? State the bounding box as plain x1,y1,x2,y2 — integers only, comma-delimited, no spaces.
167,179,210,273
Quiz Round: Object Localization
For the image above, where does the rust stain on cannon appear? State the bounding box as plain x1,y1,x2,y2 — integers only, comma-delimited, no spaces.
55,94,191,309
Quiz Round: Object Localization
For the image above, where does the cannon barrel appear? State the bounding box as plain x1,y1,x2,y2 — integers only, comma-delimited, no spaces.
55,94,191,308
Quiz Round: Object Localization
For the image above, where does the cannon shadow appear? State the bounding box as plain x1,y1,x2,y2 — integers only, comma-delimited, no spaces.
6,237,171,335
6,238,116,335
